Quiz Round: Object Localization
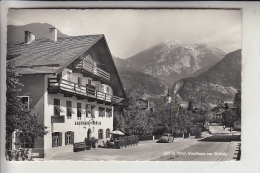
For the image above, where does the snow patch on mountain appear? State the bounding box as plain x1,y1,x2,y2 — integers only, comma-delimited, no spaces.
127,39,226,87
179,55,191,68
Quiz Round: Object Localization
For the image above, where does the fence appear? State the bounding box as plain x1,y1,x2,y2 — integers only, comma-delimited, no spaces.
117,135,139,148
139,136,153,141
5,148,32,161
138,133,200,141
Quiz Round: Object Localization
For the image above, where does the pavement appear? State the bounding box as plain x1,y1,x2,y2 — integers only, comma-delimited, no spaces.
157,125,241,161
34,125,241,161
43,138,198,161
209,124,241,136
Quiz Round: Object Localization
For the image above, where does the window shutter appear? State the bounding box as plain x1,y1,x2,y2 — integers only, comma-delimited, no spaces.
59,132,62,146
71,131,74,144
52,133,54,147
65,132,67,145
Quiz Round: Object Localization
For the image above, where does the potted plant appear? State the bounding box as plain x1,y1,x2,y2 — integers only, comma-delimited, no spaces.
91,137,98,149
85,137,92,150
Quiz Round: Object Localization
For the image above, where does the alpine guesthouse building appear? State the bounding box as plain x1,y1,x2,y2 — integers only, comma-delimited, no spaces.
7,28,126,158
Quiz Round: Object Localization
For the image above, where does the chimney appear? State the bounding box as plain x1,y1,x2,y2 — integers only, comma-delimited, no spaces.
49,28,57,42
24,31,35,44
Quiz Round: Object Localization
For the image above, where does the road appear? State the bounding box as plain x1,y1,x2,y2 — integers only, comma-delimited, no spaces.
44,125,240,161
157,140,239,161
46,138,198,161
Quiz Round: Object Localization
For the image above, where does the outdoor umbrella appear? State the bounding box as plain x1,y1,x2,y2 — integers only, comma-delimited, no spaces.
109,130,124,136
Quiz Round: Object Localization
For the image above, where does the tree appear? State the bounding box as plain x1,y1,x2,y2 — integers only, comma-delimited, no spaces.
6,64,47,149
234,90,241,117
190,100,211,132
187,101,193,111
113,106,127,132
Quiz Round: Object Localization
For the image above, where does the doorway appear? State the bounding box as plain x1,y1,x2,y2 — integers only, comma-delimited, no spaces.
87,128,92,139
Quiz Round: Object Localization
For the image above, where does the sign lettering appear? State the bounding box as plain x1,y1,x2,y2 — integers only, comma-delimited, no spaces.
74,121,101,125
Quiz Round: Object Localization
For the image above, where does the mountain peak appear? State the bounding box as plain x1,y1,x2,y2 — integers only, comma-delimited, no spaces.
162,40,182,49
127,40,226,87
163,39,181,44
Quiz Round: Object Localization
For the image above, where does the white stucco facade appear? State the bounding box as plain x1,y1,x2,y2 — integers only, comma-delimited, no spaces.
43,69,114,158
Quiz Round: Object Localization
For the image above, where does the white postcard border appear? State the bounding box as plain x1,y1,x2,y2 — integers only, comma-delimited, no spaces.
1,1,259,173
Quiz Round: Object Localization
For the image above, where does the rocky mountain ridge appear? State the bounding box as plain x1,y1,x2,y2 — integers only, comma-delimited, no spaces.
171,49,241,105
126,40,226,86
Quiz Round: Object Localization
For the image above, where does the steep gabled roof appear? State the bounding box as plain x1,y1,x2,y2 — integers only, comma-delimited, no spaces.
7,34,126,98
7,35,103,74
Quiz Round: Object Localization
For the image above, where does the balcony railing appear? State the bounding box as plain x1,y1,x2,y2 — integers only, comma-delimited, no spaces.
75,60,110,81
48,78,121,105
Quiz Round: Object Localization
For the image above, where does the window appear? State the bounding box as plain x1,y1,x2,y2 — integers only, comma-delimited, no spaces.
95,84,99,91
88,79,91,85
98,129,103,139
106,108,112,118
101,85,104,92
19,133,34,148
57,73,62,81
106,129,110,138
99,107,105,117
18,96,29,109
52,132,62,147
65,131,74,145
91,105,95,118
54,98,64,116
66,101,74,119
67,71,72,82
77,103,82,120
106,87,110,95
78,77,82,86
86,104,90,117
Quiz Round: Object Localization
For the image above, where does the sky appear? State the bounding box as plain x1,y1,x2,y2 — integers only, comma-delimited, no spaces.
8,9,241,59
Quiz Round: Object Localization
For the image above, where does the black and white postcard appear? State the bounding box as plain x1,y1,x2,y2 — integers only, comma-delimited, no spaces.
1,2,260,173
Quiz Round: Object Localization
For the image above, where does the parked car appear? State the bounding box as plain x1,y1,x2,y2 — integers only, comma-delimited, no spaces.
158,133,174,143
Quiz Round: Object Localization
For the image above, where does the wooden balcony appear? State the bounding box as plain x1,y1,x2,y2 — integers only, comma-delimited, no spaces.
74,60,110,81
48,78,121,105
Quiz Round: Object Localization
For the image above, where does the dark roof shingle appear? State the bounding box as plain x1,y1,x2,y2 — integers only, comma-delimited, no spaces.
7,35,103,74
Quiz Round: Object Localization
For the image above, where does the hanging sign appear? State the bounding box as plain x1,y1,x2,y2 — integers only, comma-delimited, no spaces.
51,116,65,123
